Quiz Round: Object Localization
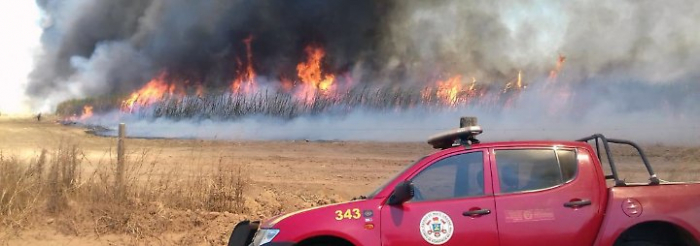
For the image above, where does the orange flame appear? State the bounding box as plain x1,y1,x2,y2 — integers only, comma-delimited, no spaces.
503,70,525,93
121,72,177,112
549,55,566,82
435,75,463,105
79,105,93,121
422,76,483,105
231,35,257,94
296,45,335,103
468,77,477,91
195,84,205,98
280,77,294,92
507,71,525,108
546,55,571,114
64,104,94,122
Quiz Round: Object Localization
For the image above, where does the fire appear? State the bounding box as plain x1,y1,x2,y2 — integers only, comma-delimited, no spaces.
422,76,486,106
549,55,566,82
280,77,294,92
468,77,477,91
195,84,205,98
231,35,257,94
435,75,463,105
545,54,571,114
63,104,93,122
296,45,336,103
121,72,177,112
503,70,525,93
79,105,93,121
106,36,575,119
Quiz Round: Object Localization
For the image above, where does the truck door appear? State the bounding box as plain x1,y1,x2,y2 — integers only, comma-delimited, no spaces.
380,150,499,246
492,148,604,246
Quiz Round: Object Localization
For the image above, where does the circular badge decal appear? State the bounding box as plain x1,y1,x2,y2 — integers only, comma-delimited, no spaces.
419,211,454,245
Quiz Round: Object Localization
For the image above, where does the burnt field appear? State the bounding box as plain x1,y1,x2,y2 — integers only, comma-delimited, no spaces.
0,115,698,245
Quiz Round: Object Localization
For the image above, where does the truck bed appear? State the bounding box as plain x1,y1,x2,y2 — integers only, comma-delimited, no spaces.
595,182,700,245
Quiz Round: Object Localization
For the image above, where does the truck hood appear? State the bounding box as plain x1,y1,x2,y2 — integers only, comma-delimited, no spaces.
259,199,371,228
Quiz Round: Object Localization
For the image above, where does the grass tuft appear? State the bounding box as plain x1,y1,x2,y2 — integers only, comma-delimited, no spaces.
0,142,250,241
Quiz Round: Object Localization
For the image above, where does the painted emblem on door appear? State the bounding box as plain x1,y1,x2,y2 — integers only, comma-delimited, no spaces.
419,211,454,245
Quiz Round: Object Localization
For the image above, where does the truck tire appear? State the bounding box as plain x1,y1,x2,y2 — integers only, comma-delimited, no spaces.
297,237,353,246
310,241,355,246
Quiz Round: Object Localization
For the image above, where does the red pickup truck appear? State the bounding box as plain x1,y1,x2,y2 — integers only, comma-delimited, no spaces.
228,119,700,246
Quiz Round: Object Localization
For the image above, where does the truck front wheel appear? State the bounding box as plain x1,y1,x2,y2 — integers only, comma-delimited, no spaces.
305,243,352,246
619,241,668,246
296,236,353,246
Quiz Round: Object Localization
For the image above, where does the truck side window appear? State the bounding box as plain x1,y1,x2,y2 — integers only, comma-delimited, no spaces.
496,149,578,193
558,149,577,182
410,152,484,202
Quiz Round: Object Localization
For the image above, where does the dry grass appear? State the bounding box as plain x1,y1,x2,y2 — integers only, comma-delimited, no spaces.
0,151,45,232
0,141,249,242
597,144,700,184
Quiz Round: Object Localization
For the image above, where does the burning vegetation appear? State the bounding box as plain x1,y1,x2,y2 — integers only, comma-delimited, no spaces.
42,1,698,126
57,38,556,122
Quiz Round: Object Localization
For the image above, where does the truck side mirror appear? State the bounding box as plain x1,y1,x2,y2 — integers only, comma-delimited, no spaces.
388,181,414,205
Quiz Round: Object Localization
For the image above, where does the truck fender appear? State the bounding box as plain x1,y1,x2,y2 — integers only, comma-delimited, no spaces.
295,230,363,246
296,235,355,246
228,220,260,246
613,219,699,246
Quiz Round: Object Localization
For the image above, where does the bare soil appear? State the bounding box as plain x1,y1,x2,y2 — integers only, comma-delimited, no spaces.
0,115,698,245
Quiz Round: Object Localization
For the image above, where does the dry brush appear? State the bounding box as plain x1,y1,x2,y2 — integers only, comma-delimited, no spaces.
0,142,250,242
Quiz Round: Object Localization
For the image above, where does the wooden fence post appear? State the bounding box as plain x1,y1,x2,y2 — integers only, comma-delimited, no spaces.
117,123,126,197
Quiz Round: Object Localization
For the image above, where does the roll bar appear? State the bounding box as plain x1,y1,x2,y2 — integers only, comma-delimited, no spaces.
577,134,660,186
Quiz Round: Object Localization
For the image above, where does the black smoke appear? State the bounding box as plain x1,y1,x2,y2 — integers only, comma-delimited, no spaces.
30,0,393,103
30,0,700,121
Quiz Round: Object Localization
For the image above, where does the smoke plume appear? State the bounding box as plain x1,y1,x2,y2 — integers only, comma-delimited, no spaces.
31,0,700,143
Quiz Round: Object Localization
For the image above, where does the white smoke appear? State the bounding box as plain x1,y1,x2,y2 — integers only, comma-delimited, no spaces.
383,0,700,84
0,1,41,115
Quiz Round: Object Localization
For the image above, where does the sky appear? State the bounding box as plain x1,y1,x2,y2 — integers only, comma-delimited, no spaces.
0,1,41,115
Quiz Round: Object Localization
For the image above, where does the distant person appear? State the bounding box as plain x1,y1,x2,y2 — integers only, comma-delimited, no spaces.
37,113,41,121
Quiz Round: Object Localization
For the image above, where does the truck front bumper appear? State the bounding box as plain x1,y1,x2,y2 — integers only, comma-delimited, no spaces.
228,220,295,246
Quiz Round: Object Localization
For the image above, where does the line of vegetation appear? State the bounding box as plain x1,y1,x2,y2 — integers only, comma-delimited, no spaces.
55,85,515,120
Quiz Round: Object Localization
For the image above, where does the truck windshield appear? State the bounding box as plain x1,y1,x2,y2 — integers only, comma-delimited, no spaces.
365,156,427,199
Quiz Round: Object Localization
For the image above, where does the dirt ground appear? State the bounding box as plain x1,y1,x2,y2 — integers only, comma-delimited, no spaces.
0,115,698,245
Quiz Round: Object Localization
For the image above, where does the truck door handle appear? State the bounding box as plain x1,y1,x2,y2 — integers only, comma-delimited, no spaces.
463,208,491,217
564,199,592,208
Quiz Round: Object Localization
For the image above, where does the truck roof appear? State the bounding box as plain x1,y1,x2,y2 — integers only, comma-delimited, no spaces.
426,125,591,151
426,121,660,186
424,140,594,161
438,140,591,152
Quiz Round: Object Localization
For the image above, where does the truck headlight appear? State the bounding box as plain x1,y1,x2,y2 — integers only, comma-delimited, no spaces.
252,228,280,246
